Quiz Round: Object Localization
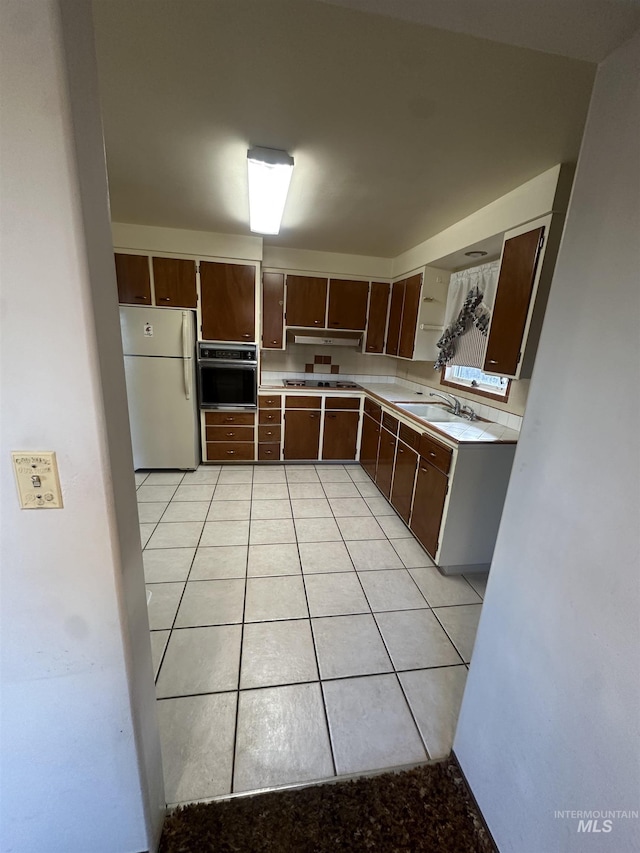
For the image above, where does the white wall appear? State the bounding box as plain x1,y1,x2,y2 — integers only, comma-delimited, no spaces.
454,30,640,853
112,221,263,261
0,2,163,851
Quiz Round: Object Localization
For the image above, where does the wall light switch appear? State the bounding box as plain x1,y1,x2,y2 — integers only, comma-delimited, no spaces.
12,451,63,509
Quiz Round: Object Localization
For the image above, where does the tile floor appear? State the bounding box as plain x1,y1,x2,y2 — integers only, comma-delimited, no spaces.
137,463,488,806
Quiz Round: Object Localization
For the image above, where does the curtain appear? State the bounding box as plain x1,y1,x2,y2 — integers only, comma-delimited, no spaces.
434,260,500,369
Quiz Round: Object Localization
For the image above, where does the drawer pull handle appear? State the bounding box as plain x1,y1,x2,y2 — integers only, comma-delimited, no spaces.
488,359,498,364
226,432,235,437
159,296,170,301
265,450,273,455
271,340,278,344
429,452,436,457
226,450,235,455
224,418,234,423
420,466,428,473
242,334,251,338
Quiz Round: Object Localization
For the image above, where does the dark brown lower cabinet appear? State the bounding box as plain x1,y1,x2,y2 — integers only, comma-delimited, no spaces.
284,409,321,460
390,441,418,522
410,460,448,558
376,428,397,499
360,413,380,480
322,411,359,460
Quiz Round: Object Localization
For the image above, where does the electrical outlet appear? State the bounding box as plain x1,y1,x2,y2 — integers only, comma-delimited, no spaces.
12,451,63,509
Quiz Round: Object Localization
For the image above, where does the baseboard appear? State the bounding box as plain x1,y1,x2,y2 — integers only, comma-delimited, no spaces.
450,750,499,852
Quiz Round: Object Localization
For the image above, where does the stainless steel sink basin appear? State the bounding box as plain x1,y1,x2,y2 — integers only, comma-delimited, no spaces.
396,402,463,423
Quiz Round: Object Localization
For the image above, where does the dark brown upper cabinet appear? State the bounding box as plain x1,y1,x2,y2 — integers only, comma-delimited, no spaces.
114,253,151,305
152,257,197,308
200,262,256,342
285,275,328,327
385,280,405,356
398,273,422,359
327,279,369,330
262,272,285,349
365,282,390,353
483,226,545,378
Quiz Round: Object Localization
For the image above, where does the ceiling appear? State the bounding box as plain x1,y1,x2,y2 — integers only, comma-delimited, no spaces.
92,1,636,259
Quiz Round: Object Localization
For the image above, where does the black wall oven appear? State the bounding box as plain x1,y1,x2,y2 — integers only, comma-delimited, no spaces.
197,342,257,410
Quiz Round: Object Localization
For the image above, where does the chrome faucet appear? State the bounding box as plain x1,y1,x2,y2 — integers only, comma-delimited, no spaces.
429,391,462,415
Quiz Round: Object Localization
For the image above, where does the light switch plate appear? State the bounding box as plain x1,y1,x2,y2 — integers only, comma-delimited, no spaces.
12,451,63,509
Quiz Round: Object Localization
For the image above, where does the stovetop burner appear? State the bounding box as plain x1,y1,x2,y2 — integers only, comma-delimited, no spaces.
283,379,359,389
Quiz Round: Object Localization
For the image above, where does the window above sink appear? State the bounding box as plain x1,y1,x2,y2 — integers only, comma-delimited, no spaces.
441,365,510,401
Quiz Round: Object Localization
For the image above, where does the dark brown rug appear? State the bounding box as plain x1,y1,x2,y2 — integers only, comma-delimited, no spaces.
159,759,495,852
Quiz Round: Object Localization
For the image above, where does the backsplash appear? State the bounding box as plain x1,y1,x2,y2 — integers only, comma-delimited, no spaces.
261,345,399,378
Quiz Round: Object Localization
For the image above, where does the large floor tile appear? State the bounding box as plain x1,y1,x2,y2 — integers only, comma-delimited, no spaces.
316,467,351,483
375,609,462,670
150,630,170,679
336,516,385,541
358,570,428,612
364,495,396,515
135,471,149,486
181,467,220,485
189,546,247,580
161,501,210,523
391,537,434,568
173,484,215,502
312,614,392,679
233,683,333,792
346,539,403,571
376,514,412,539
200,520,250,547
217,467,254,484
146,521,204,549
298,540,354,574
252,483,289,501
250,500,292,519
291,498,333,518
144,471,185,486
138,502,168,524
356,481,380,498
174,579,245,626
156,624,242,697
249,518,296,545
212,483,252,502
207,500,251,521
143,548,195,583
328,497,372,517
304,573,369,617
463,572,489,599
240,620,318,689
139,524,156,548
321,482,360,498
247,544,301,577
137,484,178,503
345,466,369,483
158,692,237,803
409,566,482,607
285,469,320,484
294,517,342,543
287,482,325,499
433,604,482,663
253,468,287,484
146,582,185,630
399,666,468,759
244,575,308,622
323,674,426,775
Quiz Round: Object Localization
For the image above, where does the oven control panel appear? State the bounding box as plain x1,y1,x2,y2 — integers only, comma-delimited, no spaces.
198,342,257,362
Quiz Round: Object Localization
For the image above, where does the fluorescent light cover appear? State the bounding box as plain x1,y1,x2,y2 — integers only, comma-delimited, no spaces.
247,146,294,235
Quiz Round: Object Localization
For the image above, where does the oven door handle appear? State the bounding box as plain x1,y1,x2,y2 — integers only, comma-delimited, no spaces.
182,311,191,400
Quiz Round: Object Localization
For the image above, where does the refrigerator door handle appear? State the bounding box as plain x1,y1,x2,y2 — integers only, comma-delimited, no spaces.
181,311,191,400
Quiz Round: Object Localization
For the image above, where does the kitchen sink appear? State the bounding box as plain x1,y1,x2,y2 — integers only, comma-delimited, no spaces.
396,402,464,423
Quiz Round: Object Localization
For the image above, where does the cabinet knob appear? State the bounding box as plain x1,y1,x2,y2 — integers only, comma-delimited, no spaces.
487,359,498,365
226,432,235,437
271,340,278,344
159,297,170,302
224,418,235,422
310,414,317,419
314,320,320,324
134,295,146,301
242,334,251,338
265,450,273,455
226,450,236,455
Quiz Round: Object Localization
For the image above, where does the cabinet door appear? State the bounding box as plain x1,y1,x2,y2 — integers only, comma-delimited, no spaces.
385,280,404,356
284,409,321,460
410,460,448,559
152,257,197,308
114,254,151,305
376,428,396,499
359,413,380,480
322,411,359,460
327,279,369,330
285,275,328,327
365,282,390,353
200,262,255,342
262,272,285,348
483,226,544,377
398,273,422,359
390,441,418,523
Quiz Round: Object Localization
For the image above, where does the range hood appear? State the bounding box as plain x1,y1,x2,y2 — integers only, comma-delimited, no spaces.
287,329,362,347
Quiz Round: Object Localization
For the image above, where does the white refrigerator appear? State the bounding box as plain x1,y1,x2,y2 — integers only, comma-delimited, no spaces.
119,306,200,470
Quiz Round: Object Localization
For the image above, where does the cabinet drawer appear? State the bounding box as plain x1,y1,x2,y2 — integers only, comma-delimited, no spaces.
258,424,281,442
205,412,255,426
284,395,322,409
325,396,360,410
258,442,281,461
364,398,382,420
207,441,255,461
206,425,254,442
419,433,452,475
382,412,399,434
259,395,282,408
399,422,420,450
258,408,282,425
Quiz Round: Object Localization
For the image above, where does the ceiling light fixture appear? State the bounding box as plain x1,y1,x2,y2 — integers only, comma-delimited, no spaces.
247,146,294,235
464,250,488,258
